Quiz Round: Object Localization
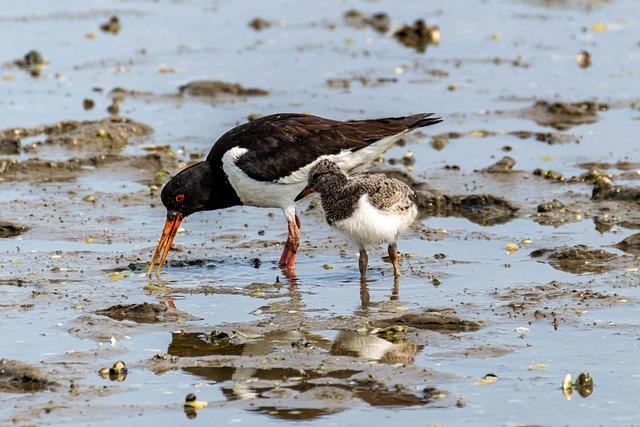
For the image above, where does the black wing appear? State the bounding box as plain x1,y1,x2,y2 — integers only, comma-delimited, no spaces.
207,113,441,182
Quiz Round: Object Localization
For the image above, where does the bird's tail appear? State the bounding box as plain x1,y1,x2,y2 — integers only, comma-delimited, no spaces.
404,113,443,130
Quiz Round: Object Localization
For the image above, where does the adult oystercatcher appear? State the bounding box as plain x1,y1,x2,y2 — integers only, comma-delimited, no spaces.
148,113,441,276
304,159,418,280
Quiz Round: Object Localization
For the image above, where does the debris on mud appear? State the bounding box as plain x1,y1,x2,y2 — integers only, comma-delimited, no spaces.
0,221,29,238
530,245,628,274
0,359,56,392
519,100,608,130
393,20,440,53
479,156,516,173
592,179,640,203
96,302,200,323
179,80,269,98
248,17,272,31
0,116,152,153
100,16,121,34
343,10,390,33
9,50,46,76
491,280,627,327
430,129,579,148
375,309,482,333
533,199,584,226
98,361,128,382
0,137,20,154
533,168,565,182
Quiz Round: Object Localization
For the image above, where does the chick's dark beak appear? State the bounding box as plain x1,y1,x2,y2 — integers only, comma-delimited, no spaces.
148,211,183,277
294,185,314,202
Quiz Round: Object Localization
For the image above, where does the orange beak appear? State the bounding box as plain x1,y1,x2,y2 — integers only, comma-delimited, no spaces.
147,211,183,277
294,185,314,202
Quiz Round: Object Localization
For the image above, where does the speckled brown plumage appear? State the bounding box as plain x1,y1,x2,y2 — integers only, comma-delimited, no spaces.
308,160,417,225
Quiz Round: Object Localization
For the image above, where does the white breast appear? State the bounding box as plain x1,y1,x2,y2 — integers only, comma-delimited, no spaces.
333,195,417,248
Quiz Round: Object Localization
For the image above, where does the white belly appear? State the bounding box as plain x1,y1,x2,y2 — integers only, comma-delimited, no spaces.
333,195,417,248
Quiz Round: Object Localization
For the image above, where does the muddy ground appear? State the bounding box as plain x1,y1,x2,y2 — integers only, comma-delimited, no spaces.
1,0,640,426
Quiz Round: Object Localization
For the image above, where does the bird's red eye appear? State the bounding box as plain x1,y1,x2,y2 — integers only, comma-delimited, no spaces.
175,194,185,203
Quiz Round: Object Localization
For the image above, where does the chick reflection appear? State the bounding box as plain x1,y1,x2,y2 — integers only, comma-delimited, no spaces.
330,330,420,364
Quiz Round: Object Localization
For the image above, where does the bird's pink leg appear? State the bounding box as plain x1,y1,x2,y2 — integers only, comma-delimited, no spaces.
278,214,301,270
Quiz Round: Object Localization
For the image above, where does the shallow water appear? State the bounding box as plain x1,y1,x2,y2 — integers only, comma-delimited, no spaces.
1,0,640,425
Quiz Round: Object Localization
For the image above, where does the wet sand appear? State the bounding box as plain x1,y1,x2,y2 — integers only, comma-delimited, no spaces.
1,0,640,425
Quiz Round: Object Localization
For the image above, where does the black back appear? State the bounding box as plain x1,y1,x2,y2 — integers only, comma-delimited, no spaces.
206,113,441,182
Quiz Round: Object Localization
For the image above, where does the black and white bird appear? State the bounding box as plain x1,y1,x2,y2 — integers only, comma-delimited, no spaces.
148,113,441,276
304,159,418,279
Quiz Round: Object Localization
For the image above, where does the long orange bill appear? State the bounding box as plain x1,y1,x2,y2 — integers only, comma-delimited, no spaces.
147,212,183,277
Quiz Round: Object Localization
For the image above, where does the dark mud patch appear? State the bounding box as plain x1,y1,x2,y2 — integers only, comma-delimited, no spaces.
431,345,519,359
530,245,634,274
518,100,608,130
0,152,174,183
378,166,519,225
614,233,640,256
179,80,269,98
0,116,152,153
0,359,56,392
479,156,517,173
430,129,579,149
128,258,222,272
248,17,272,31
0,137,20,154
149,349,454,420
491,280,627,326
0,221,29,238
375,308,482,333
393,20,440,53
592,179,640,203
95,302,200,323
343,10,390,33
168,330,330,358
533,199,584,226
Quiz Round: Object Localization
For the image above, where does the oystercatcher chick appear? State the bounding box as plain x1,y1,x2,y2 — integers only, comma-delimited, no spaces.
148,113,441,276
306,159,418,280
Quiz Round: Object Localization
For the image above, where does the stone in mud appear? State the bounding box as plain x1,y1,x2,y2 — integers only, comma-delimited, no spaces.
343,10,390,33
520,100,608,130
530,245,621,274
393,20,440,53
592,179,640,203
100,16,121,34
614,233,640,255
0,221,29,238
479,156,516,173
179,81,269,98
376,309,482,333
248,17,272,31
448,194,519,226
0,137,20,155
96,302,200,323
0,359,55,392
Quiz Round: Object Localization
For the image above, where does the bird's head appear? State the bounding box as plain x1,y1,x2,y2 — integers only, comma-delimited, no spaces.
307,159,346,194
148,161,220,276
294,159,347,202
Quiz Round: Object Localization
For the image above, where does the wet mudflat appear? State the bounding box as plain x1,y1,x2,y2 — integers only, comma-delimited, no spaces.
1,0,640,425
